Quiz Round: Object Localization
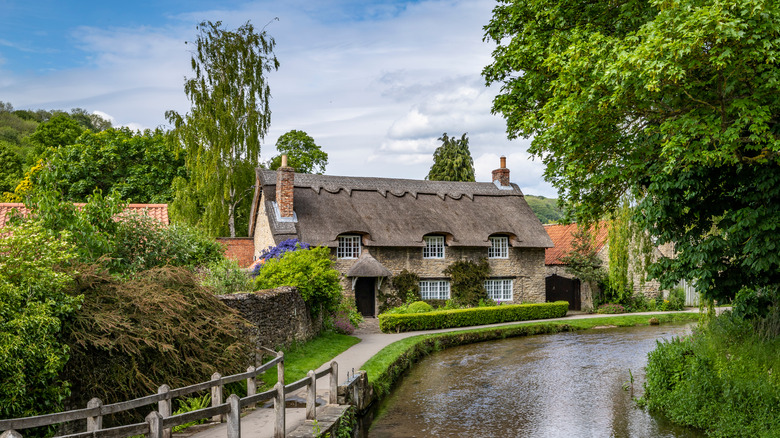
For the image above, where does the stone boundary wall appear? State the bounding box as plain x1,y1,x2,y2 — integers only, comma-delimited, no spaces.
218,286,317,350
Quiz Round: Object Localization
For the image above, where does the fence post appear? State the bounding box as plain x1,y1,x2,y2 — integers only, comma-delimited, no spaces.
226,394,241,438
145,411,163,438
273,382,285,438
276,351,284,386
246,366,257,410
329,362,338,404
306,370,316,420
158,384,171,438
211,372,223,423
1,430,22,438
86,397,103,432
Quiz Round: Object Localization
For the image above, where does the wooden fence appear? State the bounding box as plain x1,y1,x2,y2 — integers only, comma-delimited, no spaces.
0,350,339,438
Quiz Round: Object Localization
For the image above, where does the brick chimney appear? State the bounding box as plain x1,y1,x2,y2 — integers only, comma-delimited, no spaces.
492,156,510,187
276,155,294,218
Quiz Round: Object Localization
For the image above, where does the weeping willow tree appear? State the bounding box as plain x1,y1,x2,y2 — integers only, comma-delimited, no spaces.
166,20,279,237
607,200,653,304
426,133,476,182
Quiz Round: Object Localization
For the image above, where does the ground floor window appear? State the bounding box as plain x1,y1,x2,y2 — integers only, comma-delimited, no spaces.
485,278,513,302
420,280,450,300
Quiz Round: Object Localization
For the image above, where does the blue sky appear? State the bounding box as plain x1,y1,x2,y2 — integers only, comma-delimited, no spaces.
0,0,556,197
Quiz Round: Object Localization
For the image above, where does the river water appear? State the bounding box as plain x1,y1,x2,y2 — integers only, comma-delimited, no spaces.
368,323,705,437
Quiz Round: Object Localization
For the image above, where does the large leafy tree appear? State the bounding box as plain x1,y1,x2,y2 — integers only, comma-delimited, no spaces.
483,0,780,302
37,127,185,203
426,132,476,182
167,20,279,237
268,129,328,174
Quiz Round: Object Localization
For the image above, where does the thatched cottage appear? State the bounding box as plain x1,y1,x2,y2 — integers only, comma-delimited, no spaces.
248,157,553,316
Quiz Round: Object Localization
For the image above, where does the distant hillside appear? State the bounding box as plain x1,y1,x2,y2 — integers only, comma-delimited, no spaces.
525,195,564,224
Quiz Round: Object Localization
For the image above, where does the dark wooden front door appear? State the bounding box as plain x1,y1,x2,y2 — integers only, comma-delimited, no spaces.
355,277,376,317
545,274,581,311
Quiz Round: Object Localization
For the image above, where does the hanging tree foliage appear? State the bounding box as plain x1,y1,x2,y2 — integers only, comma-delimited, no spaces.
167,20,279,237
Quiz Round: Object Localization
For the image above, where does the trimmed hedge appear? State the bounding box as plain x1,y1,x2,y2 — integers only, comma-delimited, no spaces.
378,301,569,332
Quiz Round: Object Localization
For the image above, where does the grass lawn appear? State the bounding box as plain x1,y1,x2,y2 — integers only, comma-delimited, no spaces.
260,331,360,387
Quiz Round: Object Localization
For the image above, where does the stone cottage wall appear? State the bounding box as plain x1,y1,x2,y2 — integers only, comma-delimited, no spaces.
218,286,317,351
333,246,547,311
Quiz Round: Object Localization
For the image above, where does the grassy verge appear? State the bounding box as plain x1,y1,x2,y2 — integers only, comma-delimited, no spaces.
261,331,360,387
361,312,699,398
642,311,780,437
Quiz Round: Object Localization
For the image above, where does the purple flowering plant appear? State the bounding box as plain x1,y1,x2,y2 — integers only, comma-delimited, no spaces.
250,238,311,276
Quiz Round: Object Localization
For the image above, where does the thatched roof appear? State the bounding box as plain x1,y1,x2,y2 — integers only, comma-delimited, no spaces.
249,169,552,249
346,253,392,277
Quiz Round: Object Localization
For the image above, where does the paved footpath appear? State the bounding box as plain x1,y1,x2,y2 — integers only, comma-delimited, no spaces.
182,309,701,438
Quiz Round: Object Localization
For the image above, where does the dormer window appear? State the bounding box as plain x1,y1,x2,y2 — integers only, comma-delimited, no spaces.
488,236,509,259
423,235,445,259
337,235,361,259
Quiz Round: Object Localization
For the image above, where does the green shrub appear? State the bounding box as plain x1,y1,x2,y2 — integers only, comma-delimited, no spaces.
201,257,251,294
407,301,434,313
443,259,490,307
0,221,80,420
252,246,342,318
642,312,780,437
381,269,420,312
378,301,569,332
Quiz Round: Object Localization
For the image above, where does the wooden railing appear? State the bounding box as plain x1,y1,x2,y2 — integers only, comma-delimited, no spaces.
0,350,340,438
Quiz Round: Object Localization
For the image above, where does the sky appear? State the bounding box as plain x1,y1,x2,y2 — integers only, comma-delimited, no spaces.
0,0,557,197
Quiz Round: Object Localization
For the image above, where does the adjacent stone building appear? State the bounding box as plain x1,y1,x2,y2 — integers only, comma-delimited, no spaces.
544,222,674,311
248,157,553,316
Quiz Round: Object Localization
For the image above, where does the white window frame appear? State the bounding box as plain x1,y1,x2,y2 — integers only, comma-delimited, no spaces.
336,235,361,259
488,236,509,259
423,235,445,259
419,280,450,300
485,279,513,302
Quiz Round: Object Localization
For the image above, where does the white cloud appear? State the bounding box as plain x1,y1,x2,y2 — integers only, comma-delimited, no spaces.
0,0,557,196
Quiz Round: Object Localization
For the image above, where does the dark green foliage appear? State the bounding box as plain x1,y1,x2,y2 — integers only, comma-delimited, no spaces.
643,312,780,437
426,133,475,182
62,265,252,420
381,269,421,312
0,221,80,420
28,114,84,158
39,127,185,203
641,162,780,303
0,141,23,194
524,195,563,224
378,301,569,333
268,130,328,174
443,259,490,307
252,247,342,319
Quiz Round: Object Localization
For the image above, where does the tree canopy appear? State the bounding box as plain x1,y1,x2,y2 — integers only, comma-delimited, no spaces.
167,20,279,238
268,129,328,174
37,127,185,203
426,132,476,182
483,0,780,302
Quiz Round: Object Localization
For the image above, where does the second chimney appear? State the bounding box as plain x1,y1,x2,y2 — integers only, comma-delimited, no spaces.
276,155,295,218
492,156,510,187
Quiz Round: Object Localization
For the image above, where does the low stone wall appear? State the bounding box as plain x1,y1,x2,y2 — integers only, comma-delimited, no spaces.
218,286,317,351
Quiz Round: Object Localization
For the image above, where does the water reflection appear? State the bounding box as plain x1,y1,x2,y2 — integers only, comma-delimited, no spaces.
369,324,705,437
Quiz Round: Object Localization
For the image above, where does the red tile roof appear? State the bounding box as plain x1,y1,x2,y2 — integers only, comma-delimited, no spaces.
544,222,609,265
0,203,169,227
